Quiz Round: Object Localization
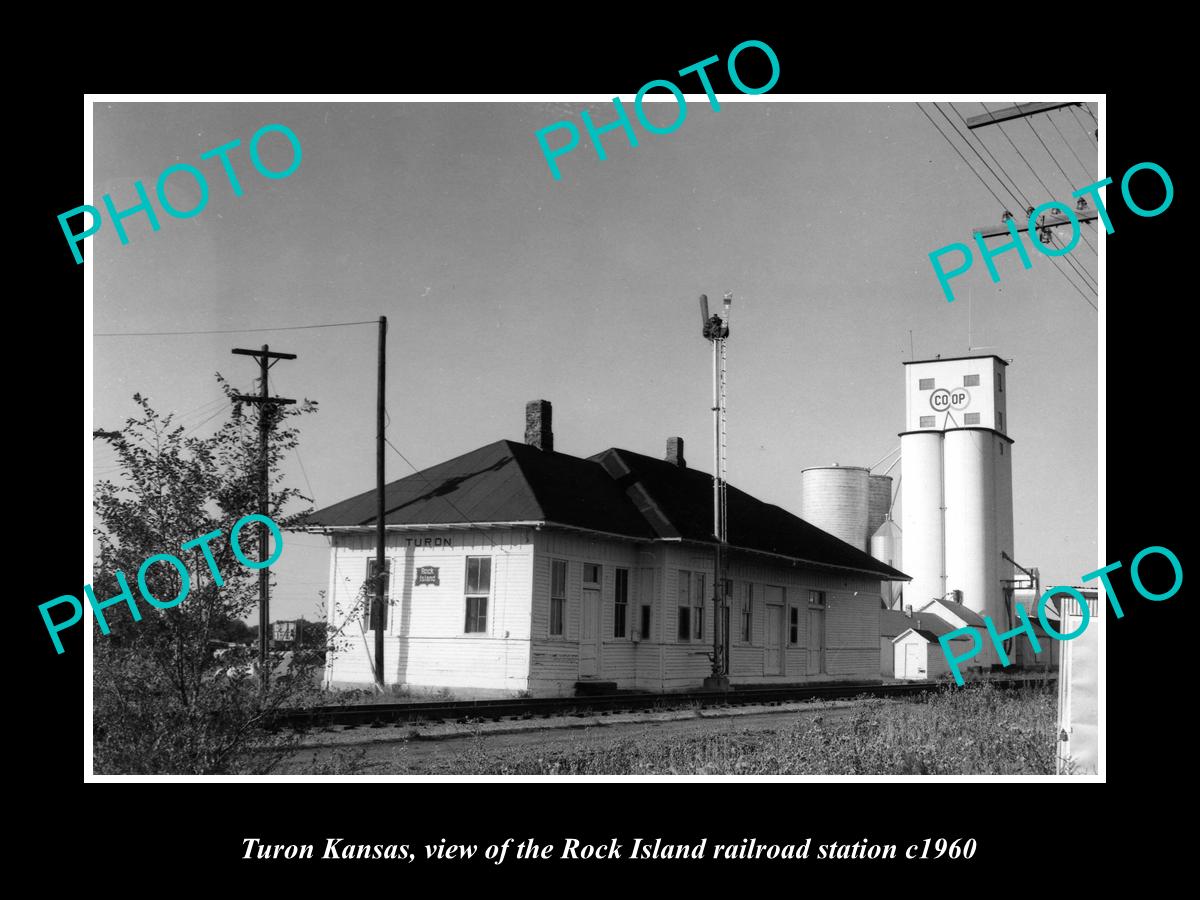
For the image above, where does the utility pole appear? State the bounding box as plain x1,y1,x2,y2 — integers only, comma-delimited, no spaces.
232,345,296,689
699,293,732,691
374,316,388,691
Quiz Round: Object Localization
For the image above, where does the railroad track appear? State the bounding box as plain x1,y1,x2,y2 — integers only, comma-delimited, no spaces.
270,676,1055,731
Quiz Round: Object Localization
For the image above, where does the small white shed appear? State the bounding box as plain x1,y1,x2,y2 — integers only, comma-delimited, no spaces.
893,627,979,680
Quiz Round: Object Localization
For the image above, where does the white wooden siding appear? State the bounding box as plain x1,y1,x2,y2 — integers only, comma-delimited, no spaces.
324,525,889,696
325,529,533,691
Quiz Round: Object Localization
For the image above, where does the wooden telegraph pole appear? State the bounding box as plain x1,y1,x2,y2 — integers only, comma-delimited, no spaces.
374,316,388,691
232,345,296,688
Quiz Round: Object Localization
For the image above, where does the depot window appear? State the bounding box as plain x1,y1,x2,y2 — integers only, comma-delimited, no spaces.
364,558,391,632
789,606,800,645
550,559,567,637
464,556,491,634
677,569,705,642
614,568,629,638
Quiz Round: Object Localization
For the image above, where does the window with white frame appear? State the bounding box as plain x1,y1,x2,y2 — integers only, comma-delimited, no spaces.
693,571,706,640
464,556,491,634
789,605,800,645
550,559,567,637
614,568,629,638
364,558,390,632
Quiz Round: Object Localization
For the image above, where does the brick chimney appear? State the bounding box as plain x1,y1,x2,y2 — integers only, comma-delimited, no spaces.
665,437,686,467
525,400,553,451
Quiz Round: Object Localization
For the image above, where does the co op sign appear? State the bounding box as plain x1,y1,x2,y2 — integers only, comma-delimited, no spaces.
930,388,971,413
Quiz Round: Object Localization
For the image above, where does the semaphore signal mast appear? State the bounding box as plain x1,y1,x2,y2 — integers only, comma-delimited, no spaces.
700,292,732,690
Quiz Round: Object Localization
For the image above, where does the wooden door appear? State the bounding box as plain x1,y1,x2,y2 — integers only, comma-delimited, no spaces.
905,642,923,679
807,607,825,675
765,605,783,675
579,587,600,678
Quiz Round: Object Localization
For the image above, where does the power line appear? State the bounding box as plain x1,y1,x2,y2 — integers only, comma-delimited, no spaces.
1018,114,1098,258
1068,105,1097,144
915,103,1008,210
1046,109,1095,182
937,104,1025,211
383,428,510,555
979,102,1060,203
95,320,378,337
1024,114,1081,194
1051,232,1098,291
1045,236,1099,311
955,104,1097,306
294,446,317,506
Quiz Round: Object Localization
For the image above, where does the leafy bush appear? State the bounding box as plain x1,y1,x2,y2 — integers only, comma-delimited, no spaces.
92,383,366,775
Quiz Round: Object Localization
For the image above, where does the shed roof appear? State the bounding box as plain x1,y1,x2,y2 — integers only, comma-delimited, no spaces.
305,440,909,579
882,610,957,638
894,626,974,644
919,597,988,628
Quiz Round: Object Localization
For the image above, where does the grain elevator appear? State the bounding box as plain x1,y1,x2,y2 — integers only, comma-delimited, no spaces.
898,355,1014,668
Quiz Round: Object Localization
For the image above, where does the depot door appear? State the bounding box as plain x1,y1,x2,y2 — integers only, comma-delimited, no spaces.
580,571,601,678
807,607,825,675
765,605,784,675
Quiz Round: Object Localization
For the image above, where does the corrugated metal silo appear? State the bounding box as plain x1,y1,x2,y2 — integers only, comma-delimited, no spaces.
899,431,944,613
870,515,903,608
799,465,869,550
867,474,893,539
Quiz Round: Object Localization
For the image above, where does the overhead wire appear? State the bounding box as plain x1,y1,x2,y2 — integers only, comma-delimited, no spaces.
1021,113,1098,257
935,102,1096,310
382,409,510,555
944,103,1028,211
916,103,1008,211
95,320,378,337
1046,109,1096,183
1068,104,1097,144
979,103,1060,202
956,103,1096,305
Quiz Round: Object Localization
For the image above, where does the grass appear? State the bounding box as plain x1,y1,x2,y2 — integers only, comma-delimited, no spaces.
433,683,1057,775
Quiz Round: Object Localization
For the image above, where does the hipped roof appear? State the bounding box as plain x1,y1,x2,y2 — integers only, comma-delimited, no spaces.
304,439,908,580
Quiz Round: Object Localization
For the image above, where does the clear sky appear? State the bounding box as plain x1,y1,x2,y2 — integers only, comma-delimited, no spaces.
91,99,1099,621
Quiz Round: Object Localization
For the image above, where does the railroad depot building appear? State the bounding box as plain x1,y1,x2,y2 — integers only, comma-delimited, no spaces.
305,402,908,696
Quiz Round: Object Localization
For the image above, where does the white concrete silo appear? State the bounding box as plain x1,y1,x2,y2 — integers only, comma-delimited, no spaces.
943,429,999,626
899,430,945,612
800,465,869,550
